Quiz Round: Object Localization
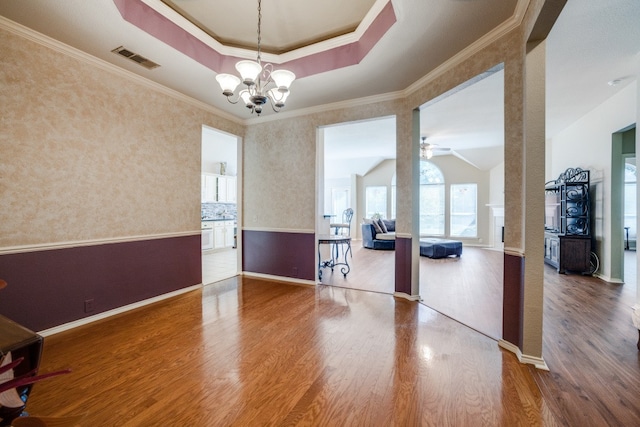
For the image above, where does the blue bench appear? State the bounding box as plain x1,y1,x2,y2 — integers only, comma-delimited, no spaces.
419,238,462,259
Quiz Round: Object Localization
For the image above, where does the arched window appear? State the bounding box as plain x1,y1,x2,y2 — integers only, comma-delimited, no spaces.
420,160,445,235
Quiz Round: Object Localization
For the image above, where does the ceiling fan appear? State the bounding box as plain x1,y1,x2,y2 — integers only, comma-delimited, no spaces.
420,136,450,159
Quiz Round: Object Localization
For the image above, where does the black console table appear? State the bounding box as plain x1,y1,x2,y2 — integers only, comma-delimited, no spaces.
317,235,352,280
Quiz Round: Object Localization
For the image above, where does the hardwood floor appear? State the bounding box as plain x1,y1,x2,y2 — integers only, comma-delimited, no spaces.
530,253,640,426
317,242,395,294
26,277,556,426
320,242,503,339
22,250,640,426
420,248,503,340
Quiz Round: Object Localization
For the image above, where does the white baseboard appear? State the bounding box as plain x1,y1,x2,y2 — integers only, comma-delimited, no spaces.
242,271,317,287
38,284,203,337
393,292,422,301
498,339,549,371
594,273,624,284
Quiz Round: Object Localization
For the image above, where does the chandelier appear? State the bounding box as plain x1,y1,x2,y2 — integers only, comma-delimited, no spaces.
215,0,296,116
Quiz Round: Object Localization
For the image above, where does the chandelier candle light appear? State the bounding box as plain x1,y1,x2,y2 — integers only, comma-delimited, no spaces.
215,0,296,115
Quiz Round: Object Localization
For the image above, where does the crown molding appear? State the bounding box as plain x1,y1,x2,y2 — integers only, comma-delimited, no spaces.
276,0,393,64
2,0,531,127
0,15,244,125
139,0,393,65
403,0,529,97
244,0,530,124
244,90,405,125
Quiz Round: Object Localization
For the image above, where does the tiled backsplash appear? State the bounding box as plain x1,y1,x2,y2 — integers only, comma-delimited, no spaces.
202,202,237,220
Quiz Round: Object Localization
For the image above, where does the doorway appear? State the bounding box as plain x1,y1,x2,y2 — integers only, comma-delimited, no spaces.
611,126,636,283
417,64,505,340
318,116,397,293
201,125,240,285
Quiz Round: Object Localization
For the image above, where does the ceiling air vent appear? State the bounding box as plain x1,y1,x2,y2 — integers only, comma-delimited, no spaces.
111,46,160,70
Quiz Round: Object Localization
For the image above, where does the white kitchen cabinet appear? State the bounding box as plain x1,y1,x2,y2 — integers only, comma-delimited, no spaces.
201,174,217,203
224,221,235,247
203,174,237,203
216,176,228,202
210,175,236,202
212,220,236,249
225,176,237,203
213,222,226,248
201,222,214,251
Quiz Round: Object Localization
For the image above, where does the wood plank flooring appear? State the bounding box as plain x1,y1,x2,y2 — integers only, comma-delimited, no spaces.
530,255,640,427
317,242,395,294
420,248,503,340
25,277,557,426
22,249,640,426
319,242,503,339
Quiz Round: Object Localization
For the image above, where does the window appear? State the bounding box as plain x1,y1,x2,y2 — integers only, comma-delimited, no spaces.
391,185,396,220
450,183,477,237
624,162,636,241
366,186,387,219
331,187,350,218
419,161,445,235
391,173,396,220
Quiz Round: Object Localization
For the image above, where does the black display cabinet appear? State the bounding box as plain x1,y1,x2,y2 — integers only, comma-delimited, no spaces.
544,167,592,274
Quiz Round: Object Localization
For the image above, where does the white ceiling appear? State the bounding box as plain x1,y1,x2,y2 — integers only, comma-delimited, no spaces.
1,0,639,176
323,68,504,179
160,0,378,54
323,0,640,177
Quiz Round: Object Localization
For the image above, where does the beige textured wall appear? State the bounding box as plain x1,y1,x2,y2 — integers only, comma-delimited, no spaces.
243,32,526,242
243,102,402,230
0,27,243,248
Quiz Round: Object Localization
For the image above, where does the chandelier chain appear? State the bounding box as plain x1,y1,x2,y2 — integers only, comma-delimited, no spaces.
256,0,262,65
215,0,295,115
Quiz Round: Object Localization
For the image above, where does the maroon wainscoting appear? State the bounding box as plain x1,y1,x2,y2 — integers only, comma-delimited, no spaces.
0,235,201,332
503,252,525,349
394,236,413,295
242,230,315,281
